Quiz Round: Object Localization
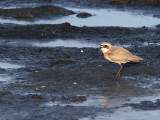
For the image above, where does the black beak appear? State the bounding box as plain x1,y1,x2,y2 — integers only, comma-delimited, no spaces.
98,47,101,50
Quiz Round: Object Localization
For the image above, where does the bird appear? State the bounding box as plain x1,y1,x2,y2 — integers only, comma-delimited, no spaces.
99,42,144,76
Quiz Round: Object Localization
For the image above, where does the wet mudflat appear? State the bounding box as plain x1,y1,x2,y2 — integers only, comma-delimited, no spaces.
0,1,160,120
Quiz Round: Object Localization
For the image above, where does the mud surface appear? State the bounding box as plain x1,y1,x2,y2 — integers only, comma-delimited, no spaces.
0,5,75,20
0,0,160,120
1,23,160,40
1,0,160,7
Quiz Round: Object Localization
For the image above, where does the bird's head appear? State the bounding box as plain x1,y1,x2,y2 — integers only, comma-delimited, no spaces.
99,42,112,53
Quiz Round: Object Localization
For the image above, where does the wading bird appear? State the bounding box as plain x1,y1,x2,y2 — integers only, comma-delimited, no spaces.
99,42,144,76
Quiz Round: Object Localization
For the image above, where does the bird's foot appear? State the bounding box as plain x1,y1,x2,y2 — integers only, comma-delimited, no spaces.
116,73,121,77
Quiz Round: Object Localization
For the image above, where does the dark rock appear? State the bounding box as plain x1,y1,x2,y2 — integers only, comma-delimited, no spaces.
76,12,92,18
0,5,75,20
66,55,71,58
156,24,160,28
109,0,160,6
153,14,160,18
31,94,43,99
109,0,129,5
0,92,12,96
124,99,160,110
70,96,86,102
157,53,160,59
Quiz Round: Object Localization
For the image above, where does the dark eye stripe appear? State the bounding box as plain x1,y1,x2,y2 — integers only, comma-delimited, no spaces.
101,45,108,48
100,45,109,49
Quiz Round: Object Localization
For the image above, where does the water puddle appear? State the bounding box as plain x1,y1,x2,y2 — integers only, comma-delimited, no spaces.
4,38,159,49
51,7,160,27
0,8,160,27
0,18,29,25
123,75,160,89
79,95,160,120
0,74,11,82
83,107,160,120
143,42,160,46
31,40,134,48
128,95,160,103
45,95,127,107
0,74,15,85
32,39,99,48
5,39,151,49
0,62,23,69
33,40,158,49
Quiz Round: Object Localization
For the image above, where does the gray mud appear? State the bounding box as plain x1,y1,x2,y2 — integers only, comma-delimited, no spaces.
0,0,160,120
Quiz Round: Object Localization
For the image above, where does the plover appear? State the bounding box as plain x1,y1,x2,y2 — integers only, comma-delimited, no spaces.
99,42,144,76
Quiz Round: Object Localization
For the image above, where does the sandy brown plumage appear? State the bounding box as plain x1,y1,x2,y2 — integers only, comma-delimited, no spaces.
99,42,144,76
104,45,143,63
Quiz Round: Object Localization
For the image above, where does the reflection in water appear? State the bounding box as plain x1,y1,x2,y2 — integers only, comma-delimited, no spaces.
45,95,127,108
0,8,160,27
79,95,160,120
101,97,127,107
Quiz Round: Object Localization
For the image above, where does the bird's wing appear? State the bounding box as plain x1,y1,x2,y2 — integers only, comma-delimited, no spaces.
108,46,137,62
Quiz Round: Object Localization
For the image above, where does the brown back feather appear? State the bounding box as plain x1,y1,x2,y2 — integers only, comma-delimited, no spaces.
107,46,143,62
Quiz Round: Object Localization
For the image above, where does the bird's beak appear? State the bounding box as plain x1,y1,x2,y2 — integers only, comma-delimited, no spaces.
98,47,101,50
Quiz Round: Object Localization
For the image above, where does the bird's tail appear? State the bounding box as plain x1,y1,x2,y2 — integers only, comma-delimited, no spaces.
130,55,144,62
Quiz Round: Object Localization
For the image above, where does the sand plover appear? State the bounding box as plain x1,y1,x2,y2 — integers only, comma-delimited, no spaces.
99,42,144,76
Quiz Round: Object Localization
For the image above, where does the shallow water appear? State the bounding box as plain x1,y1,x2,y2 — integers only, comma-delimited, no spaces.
0,7,160,27
50,7,160,27
76,95,160,120
0,62,23,69
4,39,132,48
45,95,127,108
85,108,160,120
0,2,160,120
32,40,158,48
143,42,160,46
0,74,11,82
123,75,160,89
45,94,160,107
6,39,159,49
32,39,99,48
45,94,160,120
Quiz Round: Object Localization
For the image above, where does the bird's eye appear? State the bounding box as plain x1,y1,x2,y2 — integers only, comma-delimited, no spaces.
104,45,108,48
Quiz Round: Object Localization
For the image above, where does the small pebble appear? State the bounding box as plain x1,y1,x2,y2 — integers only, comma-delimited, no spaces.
73,82,77,85
41,86,46,88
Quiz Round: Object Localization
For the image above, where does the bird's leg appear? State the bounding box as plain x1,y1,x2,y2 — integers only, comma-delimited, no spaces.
116,63,123,77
